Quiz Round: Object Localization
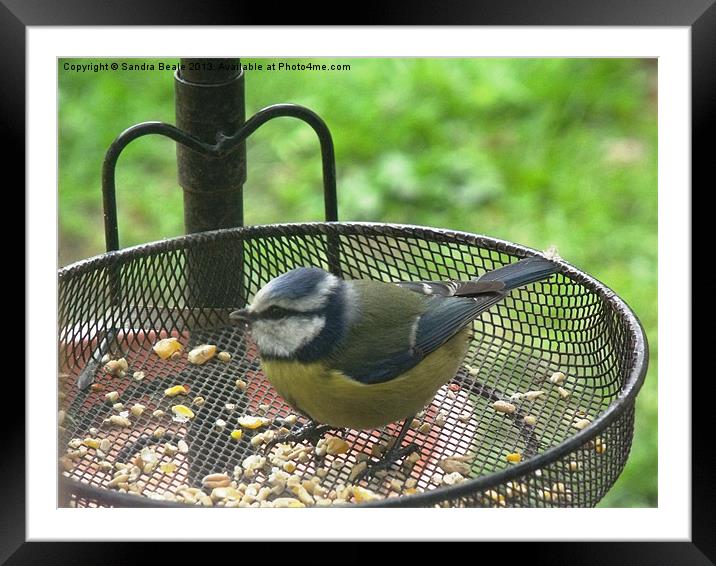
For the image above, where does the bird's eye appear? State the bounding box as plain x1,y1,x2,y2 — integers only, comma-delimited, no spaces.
266,305,286,317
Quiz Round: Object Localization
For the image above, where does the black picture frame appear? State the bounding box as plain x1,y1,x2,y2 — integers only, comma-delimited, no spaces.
9,1,706,563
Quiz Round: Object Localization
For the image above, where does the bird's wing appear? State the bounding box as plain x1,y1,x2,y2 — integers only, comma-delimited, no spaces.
394,256,560,354
330,281,505,385
411,293,502,356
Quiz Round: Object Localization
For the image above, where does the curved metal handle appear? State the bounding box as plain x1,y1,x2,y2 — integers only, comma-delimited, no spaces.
101,103,338,252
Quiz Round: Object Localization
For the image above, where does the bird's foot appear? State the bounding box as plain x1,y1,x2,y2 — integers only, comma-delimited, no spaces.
264,421,334,454
354,442,420,483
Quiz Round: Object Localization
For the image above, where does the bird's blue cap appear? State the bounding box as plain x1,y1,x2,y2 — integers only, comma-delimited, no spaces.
261,267,330,301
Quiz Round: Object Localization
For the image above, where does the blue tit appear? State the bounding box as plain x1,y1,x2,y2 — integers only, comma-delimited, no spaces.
229,256,558,433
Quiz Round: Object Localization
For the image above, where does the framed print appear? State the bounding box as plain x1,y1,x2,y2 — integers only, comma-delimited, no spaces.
9,1,705,563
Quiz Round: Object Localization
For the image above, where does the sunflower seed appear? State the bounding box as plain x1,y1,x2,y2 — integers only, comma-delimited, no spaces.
438,456,472,475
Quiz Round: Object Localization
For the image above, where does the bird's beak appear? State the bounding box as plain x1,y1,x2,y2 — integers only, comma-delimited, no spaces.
229,308,254,324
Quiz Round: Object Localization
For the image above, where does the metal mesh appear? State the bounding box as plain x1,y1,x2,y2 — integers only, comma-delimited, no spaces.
57,222,647,507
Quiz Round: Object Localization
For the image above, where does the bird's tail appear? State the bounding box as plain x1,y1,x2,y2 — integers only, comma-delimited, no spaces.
396,255,559,298
477,256,559,291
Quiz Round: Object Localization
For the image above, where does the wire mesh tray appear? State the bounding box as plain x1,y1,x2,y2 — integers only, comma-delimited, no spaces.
57,222,648,507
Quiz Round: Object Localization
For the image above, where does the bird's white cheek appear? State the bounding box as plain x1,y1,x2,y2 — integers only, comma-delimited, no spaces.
251,316,326,358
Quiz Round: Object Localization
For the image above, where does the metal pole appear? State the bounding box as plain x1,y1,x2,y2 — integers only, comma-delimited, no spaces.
175,58,246,307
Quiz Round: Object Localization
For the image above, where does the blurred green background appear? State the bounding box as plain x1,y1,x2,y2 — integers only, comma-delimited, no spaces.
58,58,657,507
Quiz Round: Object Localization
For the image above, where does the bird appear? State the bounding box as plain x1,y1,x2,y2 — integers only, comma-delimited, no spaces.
229,256,559,477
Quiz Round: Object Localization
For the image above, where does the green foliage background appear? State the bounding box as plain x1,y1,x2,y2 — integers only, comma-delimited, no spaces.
59,58,657,507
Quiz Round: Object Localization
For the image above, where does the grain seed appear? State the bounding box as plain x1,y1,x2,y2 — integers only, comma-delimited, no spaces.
188,344,217,365
557,386,571,399
325,436,350,455
153,337,183,359
524,390,545,401
442,472,465,485
273,497,305,508
493,400,516,414
573,418,591,430
104,391,119,403
108,474,130,488
130,403,145,417
237,416,270,429
202,473,231,489
108,415,131,428
172,404,195,420
549,371,566,385
164,385,187,397
352,486,381,503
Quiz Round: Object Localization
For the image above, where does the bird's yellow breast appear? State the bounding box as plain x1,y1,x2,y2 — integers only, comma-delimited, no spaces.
261,327,471,429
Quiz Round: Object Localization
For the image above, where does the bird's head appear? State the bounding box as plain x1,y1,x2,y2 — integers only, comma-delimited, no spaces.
230,267,349,361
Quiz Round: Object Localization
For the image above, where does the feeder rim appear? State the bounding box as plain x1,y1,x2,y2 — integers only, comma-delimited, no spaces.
58,221,649,508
